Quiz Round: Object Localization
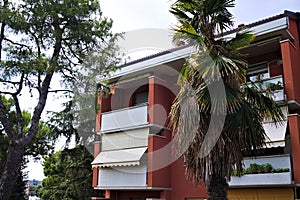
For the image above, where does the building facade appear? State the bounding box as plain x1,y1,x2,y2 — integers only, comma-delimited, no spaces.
91,11,300,200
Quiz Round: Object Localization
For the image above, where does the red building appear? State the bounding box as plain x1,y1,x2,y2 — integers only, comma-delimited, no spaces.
91,11,300,200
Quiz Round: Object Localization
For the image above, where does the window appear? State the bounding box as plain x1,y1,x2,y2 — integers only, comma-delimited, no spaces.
133,91,148,105
246,63,269,82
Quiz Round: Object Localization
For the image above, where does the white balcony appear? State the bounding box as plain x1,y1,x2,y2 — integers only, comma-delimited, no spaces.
271,89,284,101
101,104,148,133
229,154,292,187
248,75,285,102
97,164,148,189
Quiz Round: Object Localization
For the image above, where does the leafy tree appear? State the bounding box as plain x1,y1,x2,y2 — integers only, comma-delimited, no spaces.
0,96,54,199
46,34,122,153
0,0,116,199
169,0,284,199
0,134,27,200
38,145,96,200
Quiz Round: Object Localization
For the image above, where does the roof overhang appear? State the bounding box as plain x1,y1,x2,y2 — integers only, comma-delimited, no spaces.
100,12,296,84
106,45,194,83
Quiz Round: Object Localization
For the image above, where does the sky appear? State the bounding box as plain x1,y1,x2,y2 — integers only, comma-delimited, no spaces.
26,0,300,181
100,0,300,33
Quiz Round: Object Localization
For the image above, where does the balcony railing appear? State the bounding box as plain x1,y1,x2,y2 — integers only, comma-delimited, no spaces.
101,104,148,133
248,75,285,102
229,154,292,186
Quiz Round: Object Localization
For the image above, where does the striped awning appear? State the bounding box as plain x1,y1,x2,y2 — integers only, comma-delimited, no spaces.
92,147,147,168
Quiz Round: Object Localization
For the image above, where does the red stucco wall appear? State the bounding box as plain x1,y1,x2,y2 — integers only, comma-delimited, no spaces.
288,114,300,183
148,133,171,188
170,157,208,200
148,76,176,127
281,18,300,103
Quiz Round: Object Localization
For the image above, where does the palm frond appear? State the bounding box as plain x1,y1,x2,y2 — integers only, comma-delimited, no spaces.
173,20,205,47
170,0,284,190
170,7,191,22
243,85,285,123
226,31,256,51
170,83,201,156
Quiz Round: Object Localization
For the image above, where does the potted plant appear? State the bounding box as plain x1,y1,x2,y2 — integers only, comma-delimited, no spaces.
257,164,265,174
265,163,273,173
265,81,283,92
249,163,259,174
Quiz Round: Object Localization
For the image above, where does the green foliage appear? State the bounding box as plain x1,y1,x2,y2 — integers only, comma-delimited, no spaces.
46,32,123,152
0,95,54,199
169,1,285,199
0,0,118,198
0,96,55,159
232,163,289,176
39,146,96,200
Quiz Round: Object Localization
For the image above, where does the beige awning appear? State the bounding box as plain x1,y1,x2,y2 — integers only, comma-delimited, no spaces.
228,188,294,200
92,147,147,168
263,106,288,148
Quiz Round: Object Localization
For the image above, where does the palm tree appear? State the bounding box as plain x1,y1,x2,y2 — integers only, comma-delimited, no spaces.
169,0,285,199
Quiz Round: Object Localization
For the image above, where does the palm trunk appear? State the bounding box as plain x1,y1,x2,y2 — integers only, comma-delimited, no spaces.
206,174,228,200
0,144,25,200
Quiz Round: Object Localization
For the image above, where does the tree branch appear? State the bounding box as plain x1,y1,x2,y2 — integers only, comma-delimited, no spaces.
0,96,16,139
3,38,31,51
22,72,54,146
0,79,23,85
12,94,24,135
22,18,63,147
0,73,25,96
14,73,24,96
48,89,73,93
0,0,8,61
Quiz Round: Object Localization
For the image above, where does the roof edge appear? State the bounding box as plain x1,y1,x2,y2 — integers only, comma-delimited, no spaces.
118,10,298,68
121,44,190,67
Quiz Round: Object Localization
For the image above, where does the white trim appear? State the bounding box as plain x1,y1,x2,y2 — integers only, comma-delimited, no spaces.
108,46,195,80
94,186,172,190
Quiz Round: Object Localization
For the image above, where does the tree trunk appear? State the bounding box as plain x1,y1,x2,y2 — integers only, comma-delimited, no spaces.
0,143,25,200
206,174,228,200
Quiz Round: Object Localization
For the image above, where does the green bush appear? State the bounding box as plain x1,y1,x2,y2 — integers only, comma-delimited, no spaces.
232,163,289,176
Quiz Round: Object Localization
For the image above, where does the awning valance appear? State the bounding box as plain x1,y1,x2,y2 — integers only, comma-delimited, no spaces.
92,147,147,168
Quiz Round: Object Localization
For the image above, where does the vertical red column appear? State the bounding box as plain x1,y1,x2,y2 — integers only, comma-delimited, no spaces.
95,92,103,133
93,91,102,188
160,190,171,200
280,40,297,101
148,76,155,124
280,20,300,103
92,141,101,188
105,190,111,199
288,114,300,182
92,168,98,188
148,76,155,187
